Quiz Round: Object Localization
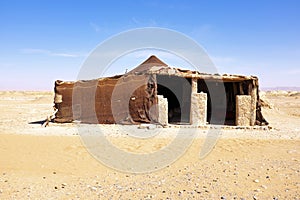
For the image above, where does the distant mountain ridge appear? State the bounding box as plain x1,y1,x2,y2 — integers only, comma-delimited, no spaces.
261,87,300,91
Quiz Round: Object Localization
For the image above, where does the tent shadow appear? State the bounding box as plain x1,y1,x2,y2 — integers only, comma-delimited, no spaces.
28,120,47,125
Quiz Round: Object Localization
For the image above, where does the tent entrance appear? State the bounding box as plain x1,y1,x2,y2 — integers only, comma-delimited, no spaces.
157,75,191,124
197,79,239,125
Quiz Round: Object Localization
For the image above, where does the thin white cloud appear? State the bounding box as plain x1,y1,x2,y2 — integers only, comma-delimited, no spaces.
21,48,86,58
50,53,78,58
90,22,101,33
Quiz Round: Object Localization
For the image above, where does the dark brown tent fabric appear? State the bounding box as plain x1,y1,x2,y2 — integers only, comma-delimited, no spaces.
54,74,158,124
54,80,74,123
106,74,158,124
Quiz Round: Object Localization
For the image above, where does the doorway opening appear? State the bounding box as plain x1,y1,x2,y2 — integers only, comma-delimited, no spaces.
197,79,240,125
157,75,191,124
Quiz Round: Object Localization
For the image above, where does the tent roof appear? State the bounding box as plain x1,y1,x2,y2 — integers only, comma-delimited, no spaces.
127,55,169,74
123,55,257,82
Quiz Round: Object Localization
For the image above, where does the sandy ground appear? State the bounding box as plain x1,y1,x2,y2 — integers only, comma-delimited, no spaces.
0,91,299,199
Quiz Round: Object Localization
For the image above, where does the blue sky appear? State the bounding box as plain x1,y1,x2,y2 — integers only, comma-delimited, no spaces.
0,0,299,90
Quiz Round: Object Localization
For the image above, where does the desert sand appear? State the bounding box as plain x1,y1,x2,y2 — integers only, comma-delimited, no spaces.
0,91,299,199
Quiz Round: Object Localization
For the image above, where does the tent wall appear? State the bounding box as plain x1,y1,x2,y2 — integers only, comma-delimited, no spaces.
54,74,158,124
54,80,74,123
